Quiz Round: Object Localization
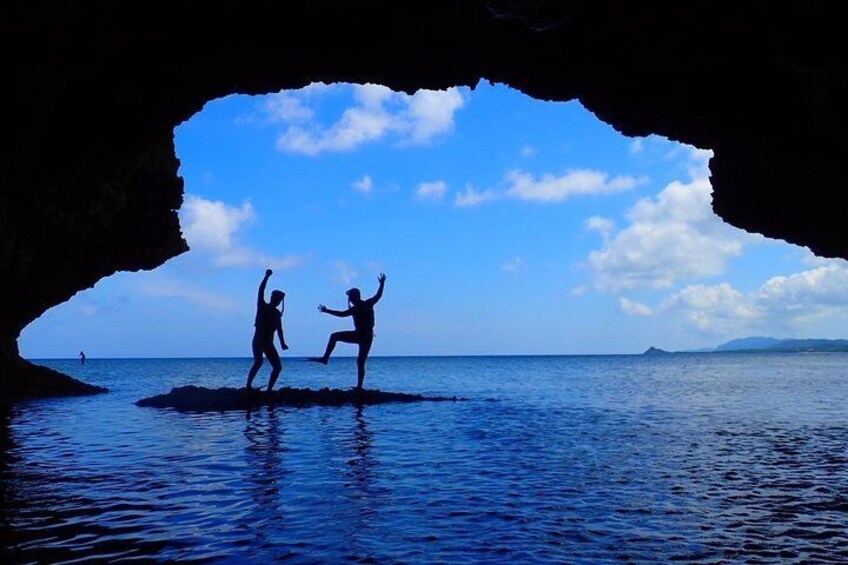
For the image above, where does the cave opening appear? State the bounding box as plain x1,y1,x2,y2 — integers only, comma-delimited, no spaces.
17,81,848,363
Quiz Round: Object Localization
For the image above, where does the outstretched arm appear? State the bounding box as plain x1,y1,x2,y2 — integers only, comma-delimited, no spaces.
257,269,272,306
368,273,387,304
318,305,352,317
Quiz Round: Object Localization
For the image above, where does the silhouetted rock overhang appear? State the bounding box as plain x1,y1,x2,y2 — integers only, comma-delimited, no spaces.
3,1,846,400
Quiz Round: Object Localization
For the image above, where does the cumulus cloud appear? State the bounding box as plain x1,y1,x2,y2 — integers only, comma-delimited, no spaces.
585,148,760,291
271,83,467,155
353,175,373,194
180,195,305,270
661,283,756,332
415,180,447,201
661,262,848,333
454,169,645,207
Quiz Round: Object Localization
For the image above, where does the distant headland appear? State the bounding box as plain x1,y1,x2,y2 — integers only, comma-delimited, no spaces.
643,336,848,355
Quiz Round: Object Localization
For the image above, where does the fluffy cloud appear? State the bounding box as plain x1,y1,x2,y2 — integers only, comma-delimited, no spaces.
661,283,757,332
271,83,467,155
585,148,760,291
505,169,645,203
415,180,447,201
180,195,305,270
661,262,848,332
454,169,645,207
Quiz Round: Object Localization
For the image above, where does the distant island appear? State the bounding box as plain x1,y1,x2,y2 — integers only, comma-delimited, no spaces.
643,336,848,355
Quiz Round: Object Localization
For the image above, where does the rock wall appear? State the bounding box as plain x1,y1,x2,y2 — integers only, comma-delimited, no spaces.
3,1,845,399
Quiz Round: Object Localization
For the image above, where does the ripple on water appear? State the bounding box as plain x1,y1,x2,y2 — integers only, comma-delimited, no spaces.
2,354,848,563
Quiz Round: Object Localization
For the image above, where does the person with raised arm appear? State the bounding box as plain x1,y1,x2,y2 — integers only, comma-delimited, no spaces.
246,269,289,392
309,273,386,390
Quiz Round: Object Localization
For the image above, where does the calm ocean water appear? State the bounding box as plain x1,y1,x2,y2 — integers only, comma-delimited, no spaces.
2,354,848,564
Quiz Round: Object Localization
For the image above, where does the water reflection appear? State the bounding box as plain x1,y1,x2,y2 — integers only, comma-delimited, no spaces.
242,406,289,552
345,406,377,495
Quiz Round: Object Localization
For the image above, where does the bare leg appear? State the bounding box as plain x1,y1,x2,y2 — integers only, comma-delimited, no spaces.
356,336,373,390
266,345,282,392
246,336,264,389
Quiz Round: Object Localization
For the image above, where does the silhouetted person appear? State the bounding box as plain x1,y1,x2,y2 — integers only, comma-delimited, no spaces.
309,273,386,390
79,351,86,364
246,269,289,392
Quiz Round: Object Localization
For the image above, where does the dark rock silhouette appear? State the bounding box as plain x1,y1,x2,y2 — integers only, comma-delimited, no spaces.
0,360,107,407
136,385,462,412
3,3,847,400
642,346,670,356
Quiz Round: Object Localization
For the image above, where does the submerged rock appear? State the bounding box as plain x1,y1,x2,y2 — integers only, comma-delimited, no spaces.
136,385,461,412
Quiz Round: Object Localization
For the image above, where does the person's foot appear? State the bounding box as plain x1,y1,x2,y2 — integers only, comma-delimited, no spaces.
307,357,328,365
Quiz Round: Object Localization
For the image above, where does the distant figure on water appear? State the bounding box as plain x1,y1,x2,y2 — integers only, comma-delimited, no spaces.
79,351,86,365
309,273,386,390
246,269,289,392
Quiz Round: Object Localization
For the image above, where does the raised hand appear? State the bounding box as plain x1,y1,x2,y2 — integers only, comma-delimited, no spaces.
318,304,328,313
378,273,386,284
265,269,273,277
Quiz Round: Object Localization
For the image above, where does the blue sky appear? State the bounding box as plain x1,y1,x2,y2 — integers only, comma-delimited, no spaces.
20,81,848,358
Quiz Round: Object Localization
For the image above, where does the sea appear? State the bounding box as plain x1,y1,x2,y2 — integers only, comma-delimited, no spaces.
2,353,847,564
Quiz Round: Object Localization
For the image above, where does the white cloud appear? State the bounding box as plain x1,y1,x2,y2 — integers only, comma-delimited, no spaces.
271,83,467,155
454,169,645,207
353,175,373,194
502,257,525,273
585,148,759,291
331,261,357,286
405,88,466,144
505,169,645,203
180,194,306,270
265,93,314,123
661,262,848,333
455,184,498,208
662,283,756,332
585,216,615,242
415,180,447,201
619,297,652,316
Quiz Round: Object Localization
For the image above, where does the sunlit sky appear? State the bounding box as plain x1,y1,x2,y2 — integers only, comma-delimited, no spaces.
20,81,848,358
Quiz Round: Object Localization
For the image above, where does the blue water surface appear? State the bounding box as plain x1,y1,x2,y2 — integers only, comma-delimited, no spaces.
2,354,848,563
